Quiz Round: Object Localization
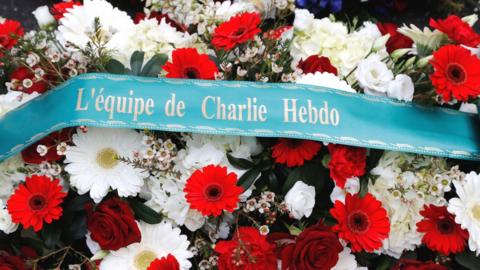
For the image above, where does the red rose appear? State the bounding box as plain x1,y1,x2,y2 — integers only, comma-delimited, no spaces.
215,227,277,270
430,15,480,48
377,22,413,54
21,129,72,164
9,66,48,94
86,198,141,251
50,2,81,20
0,19,24,50
277,224,343,270
0,252,26,270
147,254,179,270
298,55,338,76
133,12,186,32
328,144,367,188
391,259,448,270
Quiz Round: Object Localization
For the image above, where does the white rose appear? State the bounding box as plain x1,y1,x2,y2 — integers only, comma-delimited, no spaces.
32,6,55,28
387,74,414,102
356,54,394,96
0,200,18,234
284,181,315,219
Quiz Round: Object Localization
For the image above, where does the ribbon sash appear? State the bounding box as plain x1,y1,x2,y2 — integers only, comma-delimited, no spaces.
0,73,479,161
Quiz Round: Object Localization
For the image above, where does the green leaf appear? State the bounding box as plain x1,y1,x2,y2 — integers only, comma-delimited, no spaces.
105,59,126,74
456,251,480,270
282,163,324,194
238,166,261,190
65,193,93,212
321,154,331,168
141,54,168,77
41,222,62,249
130,51,145,75
227,153,254,170
359,177,369,198
129,198,163,224
268,172,280,192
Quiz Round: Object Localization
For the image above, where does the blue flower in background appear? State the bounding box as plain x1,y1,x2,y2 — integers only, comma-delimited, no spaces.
295,0,343,13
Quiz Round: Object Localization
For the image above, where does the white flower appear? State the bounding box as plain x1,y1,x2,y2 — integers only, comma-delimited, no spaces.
293,9,315,32
387,74,414,102
214,1,255,21
184,209,206,231
65,127,147,203
32,6,55,28
0,91,39,118
284,181,315,219
332,247,362,270
397,24,446,52
356,54,393,96
0,199,18,234
0,155,25,202
100,221,193,270
448,172,480,254
57,0,134,50
330,177,361,203
297,72,355,93
459,103,478,114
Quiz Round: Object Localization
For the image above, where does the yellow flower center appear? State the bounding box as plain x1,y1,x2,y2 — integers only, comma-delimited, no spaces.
134,250,157,270
96,148,119,169
472,204,480,221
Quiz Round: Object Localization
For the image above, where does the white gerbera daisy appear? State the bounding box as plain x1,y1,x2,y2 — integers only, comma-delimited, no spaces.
65,127,147,202
57,0,134,50
448,171,480,254
100,221,193,270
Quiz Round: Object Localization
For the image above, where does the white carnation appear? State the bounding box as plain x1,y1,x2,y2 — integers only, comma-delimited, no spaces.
296,72,355,93
284,181,315,219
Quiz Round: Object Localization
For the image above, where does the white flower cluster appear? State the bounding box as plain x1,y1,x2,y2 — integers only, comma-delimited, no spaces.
368,151,461,258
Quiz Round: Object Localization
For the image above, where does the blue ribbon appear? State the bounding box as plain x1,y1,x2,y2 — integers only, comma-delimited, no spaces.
0,73,479,161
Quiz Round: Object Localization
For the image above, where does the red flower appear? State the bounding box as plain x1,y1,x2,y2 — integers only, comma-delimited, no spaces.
50,2,81,20
391,259,448,270
416,205,468,255
327,144,366,188
275,223,343,270
298,55,338,75
215,227,277,270
430,45,480,102
0,252,26,270
184,165,243,217
430,15,480,48
86,197,141,251
9,66,48,94
212,12,261,51
377,22,413,53
147,254,179,270
330,193,390,252
21,129,72,164
7,175,66,232
133,12,186,32
163,48,218,80
272,139,322,167
0,19,24,50
263,25,292,40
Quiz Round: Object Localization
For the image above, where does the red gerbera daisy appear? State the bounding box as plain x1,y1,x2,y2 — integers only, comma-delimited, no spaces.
50,2,81,20
7,175,67,232
330,193,390,252
184,165,243,217
271,139,322,167
430,15,480,48
147,254,179,270
430,45,480,102
0,19,24,50
163,48,219,80
212,12,261,51
417,205,468,255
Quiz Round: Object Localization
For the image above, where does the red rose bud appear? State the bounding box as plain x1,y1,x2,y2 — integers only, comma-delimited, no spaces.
377,22,413,54
298,55,338,76
0,19,24,50
86,198,141,251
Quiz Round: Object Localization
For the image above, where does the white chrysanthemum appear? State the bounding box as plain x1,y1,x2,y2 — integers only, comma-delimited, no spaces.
448,172,480,254
112,18,196,67
0,199,18,234
57,0,134,50
296,72,355,93
100,221,193,270
65,127,147,203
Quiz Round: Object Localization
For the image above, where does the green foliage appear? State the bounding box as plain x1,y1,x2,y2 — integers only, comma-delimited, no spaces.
128,198,163,224
105,51,168,77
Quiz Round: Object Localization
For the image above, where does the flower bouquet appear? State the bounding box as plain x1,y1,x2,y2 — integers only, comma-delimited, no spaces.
1,0,480,269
